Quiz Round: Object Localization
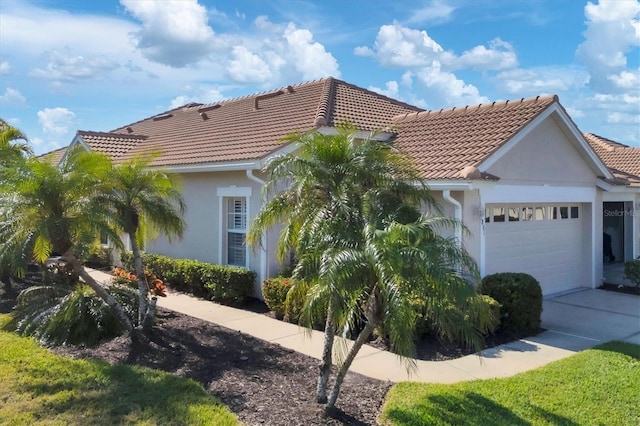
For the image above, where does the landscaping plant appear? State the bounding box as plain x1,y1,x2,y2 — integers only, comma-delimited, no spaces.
624,258,640,287
481,272,542,338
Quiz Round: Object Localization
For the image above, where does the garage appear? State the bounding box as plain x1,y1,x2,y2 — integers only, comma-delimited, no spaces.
484,203,585,295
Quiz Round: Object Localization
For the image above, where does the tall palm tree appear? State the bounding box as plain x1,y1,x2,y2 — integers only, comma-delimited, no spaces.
0,146,133,332
248,125,440,403
98,155,185,330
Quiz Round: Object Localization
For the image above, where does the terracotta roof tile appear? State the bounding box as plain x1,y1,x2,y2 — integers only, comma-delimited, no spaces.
107,77,421,167
76,131,147,160
392,95,558,179
38,146,67,164
584,133,640,186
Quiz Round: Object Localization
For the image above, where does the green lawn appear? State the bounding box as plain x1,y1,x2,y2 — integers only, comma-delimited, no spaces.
381,341,640,426
0,314,238,426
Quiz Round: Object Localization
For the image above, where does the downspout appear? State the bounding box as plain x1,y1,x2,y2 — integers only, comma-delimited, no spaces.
246,169,268,291
443,190,463,248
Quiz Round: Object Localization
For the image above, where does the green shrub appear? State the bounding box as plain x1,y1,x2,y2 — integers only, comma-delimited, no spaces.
262,277,294,319
14,283,138,346
481,272,542,338
624,258,640,287
84,245,112,269
120,252,255,306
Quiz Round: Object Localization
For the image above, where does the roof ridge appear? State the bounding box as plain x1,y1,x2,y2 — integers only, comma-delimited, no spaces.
392,94,558,123
77,130,148,139
329,77,424,111
183,78,331,113
314,77,335,126
584,132,631,150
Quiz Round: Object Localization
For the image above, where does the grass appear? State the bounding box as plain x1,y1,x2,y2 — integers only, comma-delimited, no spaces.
381,341,640,426
0,314,238,426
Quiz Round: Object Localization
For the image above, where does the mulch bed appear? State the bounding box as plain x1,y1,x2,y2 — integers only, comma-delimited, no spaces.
1,280,521,425
599,283,640,296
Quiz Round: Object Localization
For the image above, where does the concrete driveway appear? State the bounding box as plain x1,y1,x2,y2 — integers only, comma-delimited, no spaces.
538,288,640,351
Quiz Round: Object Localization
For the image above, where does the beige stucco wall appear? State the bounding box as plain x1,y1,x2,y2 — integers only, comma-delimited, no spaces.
486,117,597,186
146,170,268,297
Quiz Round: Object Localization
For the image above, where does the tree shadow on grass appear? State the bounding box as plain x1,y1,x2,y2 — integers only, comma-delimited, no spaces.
384,391,579,426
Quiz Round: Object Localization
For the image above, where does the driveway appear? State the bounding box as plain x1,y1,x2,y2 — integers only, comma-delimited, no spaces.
537,288,640,351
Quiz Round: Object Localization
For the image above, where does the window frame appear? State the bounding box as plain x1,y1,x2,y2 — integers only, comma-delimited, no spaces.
217,186,252,268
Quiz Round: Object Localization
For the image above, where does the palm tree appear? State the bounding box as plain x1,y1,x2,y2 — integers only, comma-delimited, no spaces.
0,118,32,288
98,155,185,331
321,219,488,409
0,118,32,163
0,146,133,332
248,125,440,404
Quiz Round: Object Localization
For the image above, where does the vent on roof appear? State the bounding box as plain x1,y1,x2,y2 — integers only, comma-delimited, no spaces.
199,112,209,120
254,90,285,110
153,113,173,121
126,127,133,134
198,104,221,113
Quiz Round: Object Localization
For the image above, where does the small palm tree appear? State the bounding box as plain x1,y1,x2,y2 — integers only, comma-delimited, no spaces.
321,219,486,409
248,125,440,404
0,146,133,332
98,155,185,330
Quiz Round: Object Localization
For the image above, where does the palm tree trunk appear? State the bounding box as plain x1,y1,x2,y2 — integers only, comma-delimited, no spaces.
326,320,376,411
63,250,134,332
129,234,149,328
317,299,335,403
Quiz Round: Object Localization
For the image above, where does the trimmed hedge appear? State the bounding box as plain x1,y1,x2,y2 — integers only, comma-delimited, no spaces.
481,272,542,338
121,252,255,306
262,277,294,319
624,258,640,287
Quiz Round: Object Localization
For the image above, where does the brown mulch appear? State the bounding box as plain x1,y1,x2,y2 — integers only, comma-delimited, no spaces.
1,280,522,425
599,283,640,296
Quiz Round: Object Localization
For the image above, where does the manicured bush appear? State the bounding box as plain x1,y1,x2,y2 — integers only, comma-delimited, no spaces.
624,258,640,287
84,245,112,269
262,277,294,319
120,252,255,306
481,272,542,338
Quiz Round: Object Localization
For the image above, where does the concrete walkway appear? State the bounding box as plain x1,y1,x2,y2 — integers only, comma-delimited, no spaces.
88,269,640,383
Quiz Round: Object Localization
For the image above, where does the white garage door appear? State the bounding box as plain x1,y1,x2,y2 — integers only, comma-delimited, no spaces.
485,204,584,295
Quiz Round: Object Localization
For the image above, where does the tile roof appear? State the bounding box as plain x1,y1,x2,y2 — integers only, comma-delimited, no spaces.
76,131,147,159
391,95,558,179
38,146,67,165
583,132,640,186
106,77,421,167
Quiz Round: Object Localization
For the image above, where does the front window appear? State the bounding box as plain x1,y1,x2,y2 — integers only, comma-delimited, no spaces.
226,197,247,266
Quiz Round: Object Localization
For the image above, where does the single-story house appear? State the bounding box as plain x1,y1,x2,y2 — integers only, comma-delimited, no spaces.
48,77,640,297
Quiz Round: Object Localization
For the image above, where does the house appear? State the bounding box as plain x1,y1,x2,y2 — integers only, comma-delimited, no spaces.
49,77,640,297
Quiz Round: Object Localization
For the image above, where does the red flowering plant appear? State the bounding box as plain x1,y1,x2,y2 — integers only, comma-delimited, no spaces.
112,267,167,297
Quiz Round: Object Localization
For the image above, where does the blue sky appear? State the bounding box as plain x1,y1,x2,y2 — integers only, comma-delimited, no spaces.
1,0,638,155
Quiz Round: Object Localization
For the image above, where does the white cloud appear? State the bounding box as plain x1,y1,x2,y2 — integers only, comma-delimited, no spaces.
447,38,518,71
120,0,218,67
607,111,640,124
282,23,340,79
169,86,226,109
37,107,75,135
226,46,272,83
30,137,44,147
607,69,640,89
355,23,443,68
414,61,489,107
576,0,640,93
0,61,9,73
0,87,26,106
368,81,400,99
407,0,456,25
29,48,120,83
494,67,589,95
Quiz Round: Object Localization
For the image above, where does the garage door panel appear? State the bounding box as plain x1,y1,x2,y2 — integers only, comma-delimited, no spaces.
485,203,585,295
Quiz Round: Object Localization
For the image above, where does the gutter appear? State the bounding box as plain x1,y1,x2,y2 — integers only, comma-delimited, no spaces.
443,190,463,248
246,170,268,289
